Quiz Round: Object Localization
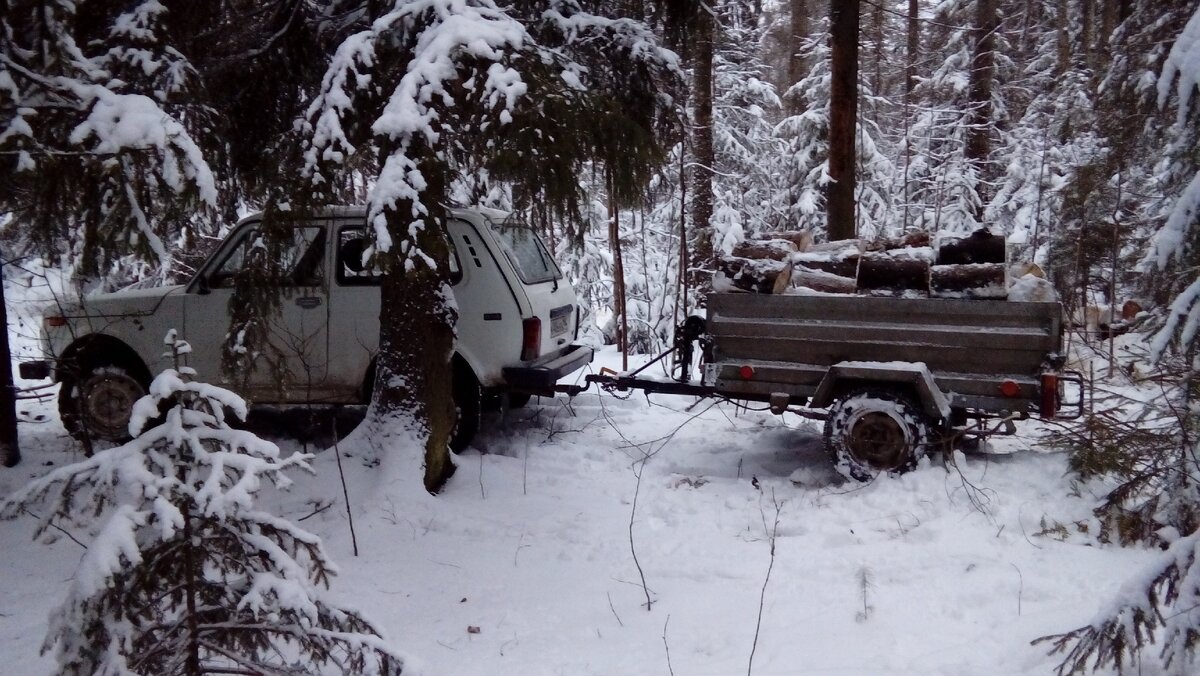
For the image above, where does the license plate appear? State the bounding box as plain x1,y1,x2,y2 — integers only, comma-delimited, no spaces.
550,305,573,336
551,315,569,336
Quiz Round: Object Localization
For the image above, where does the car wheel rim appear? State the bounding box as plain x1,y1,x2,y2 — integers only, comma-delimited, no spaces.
80,371,144,441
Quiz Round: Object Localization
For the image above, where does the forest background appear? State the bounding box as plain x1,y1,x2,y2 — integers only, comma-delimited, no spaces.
2,1,1200,673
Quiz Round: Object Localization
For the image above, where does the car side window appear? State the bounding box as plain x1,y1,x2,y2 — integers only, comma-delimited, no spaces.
211,226,326,288
336,226,462,286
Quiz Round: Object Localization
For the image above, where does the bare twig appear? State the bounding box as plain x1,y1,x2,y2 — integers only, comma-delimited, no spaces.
629,460,653,611
748,489,782,676
296,501,332,522
331,419,359,557
1011,562,1023,616
607,592,624,628
21,507,87,549
663,614,676,676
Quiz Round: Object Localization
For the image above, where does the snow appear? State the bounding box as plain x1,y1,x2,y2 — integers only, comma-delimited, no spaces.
0,265,1165,676
1008,274,1058,303
1157,6,1200,125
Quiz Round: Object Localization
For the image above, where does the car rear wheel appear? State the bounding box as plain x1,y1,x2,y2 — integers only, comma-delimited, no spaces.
450,364,481,454
825,388,932,481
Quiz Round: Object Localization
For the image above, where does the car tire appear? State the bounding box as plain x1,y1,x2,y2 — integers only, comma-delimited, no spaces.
450,364,481,454
60,365,148,444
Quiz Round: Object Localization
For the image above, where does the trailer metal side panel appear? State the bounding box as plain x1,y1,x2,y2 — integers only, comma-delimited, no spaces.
705,293,1063,414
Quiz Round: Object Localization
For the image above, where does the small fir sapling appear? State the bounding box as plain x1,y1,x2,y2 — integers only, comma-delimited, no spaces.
0,331,404,676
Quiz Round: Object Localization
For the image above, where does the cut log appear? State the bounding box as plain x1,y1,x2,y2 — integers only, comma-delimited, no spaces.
760,230,814,252
866,230,932,252
772,261,794,294
792,250,860,278
716,256,792,294
856,253,930,295
930,263,1007,299
791,266,857,294
937,228,1006,265
807,238,865,253
1010,261,1045,279
731,239,797,261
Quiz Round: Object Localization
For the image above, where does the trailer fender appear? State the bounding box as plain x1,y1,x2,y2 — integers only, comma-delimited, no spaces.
811,362,952,421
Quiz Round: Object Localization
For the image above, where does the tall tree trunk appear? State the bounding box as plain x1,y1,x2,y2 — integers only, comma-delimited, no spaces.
966,0,997,216
827,0,860,241
1080,0,1093,68
903,0,919,232
871,0,884,105
788,0,809,115
905,0,918,98
372,141,457,494
1099,0,1116,54
608,171,628,370
689,6,715,295
0,261,20,467
1056,0,1070,75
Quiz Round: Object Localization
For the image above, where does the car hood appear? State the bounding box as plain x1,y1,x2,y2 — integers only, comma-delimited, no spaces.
58,284,185,318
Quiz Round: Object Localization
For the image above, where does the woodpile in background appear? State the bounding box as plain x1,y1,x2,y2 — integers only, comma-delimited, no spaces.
716,227,1027,299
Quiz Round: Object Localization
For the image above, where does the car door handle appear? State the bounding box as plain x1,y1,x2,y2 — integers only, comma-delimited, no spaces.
296,296,322,309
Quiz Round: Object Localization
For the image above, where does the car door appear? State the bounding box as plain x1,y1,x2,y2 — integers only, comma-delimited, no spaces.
184,221,330,402
325,221,469,399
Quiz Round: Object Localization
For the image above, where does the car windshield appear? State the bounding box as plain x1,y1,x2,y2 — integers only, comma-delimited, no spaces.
493,222,561,285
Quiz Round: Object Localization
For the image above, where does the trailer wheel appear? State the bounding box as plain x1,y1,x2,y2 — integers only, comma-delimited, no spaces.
825,388,932,481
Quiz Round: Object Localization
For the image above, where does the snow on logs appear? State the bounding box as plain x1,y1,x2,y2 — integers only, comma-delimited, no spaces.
715,227,1032,300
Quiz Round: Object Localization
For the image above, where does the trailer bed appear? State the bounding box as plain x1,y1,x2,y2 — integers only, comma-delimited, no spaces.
705,293,1063,414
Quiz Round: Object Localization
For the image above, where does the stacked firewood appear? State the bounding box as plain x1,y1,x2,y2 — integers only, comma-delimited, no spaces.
716,228,1018,299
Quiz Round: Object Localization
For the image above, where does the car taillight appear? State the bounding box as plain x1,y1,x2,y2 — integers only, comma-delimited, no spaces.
521,317,541,361
45,316,67,327
1040,373,1059,418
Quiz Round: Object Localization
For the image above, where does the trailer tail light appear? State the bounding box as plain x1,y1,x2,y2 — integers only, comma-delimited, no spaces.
739,365,755,380
1040,373,1059,418
45,315,67,327
521,317,542,361
999,379,1021,398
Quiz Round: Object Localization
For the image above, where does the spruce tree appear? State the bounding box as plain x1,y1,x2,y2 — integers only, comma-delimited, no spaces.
301,0,681,491
0,332,404,675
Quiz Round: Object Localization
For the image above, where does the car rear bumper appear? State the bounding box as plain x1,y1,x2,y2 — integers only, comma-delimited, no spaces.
503,344,593,393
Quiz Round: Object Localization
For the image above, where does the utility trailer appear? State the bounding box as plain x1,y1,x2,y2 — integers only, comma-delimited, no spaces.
574,292,1083,481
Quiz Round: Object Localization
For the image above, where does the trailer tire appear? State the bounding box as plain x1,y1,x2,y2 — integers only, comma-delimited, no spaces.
825,388,932,482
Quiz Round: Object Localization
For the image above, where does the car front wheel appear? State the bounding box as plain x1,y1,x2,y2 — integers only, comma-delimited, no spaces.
61,365,147,443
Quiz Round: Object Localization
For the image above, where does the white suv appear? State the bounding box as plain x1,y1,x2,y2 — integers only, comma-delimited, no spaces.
22,207,592,450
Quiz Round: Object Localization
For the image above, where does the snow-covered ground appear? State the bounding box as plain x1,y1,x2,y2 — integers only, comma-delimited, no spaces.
0,273,1160,676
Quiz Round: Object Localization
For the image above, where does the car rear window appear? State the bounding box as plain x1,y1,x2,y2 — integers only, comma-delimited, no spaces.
494,223,561,285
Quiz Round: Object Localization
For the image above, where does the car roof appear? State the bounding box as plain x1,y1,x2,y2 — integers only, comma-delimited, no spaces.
236,205,511,225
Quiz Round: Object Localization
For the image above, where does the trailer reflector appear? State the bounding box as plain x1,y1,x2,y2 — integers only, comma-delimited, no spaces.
739,365,755,380
1040,373,1059,418
999,379,1021,398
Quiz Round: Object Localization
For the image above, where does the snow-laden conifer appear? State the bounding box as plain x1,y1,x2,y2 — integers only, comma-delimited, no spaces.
0,332,404,676
1037,6,1200,673
773,20,893,240
0,0,216,289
